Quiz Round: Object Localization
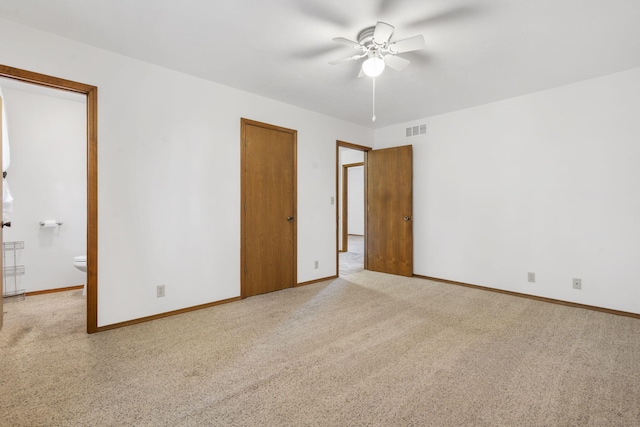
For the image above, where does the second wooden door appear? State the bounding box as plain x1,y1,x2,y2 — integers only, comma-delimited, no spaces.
366,145,413,277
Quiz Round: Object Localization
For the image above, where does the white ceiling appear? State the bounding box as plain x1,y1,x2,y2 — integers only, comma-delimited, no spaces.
1,0,639,128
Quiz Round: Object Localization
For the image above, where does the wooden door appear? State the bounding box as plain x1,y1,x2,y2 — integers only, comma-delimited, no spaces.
366,145,413,276
241,119,296,297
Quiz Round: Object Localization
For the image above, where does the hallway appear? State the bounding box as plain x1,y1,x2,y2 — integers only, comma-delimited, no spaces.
339,235,364,276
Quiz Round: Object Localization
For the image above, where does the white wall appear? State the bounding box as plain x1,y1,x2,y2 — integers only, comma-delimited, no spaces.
375,66,640,315
1,84,87,293
347,166,364,235
0,19,373,326
338,148,365,249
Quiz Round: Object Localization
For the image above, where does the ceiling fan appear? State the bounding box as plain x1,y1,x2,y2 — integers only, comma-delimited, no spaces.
329,21,426,77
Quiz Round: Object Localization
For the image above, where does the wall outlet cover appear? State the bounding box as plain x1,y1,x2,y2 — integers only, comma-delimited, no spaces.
572,278,582,290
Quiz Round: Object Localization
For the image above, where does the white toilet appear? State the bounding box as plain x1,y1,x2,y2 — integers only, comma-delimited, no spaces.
73,255,87,272
73,255,87,295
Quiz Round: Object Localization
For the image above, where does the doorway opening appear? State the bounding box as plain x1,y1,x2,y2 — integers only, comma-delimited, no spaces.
336,142,414,278
336,141,371,277
0,64,98,333
0,76,86,302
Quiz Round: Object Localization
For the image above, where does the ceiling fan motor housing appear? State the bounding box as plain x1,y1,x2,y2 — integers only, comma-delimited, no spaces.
357,26,377,47
330,22,424,72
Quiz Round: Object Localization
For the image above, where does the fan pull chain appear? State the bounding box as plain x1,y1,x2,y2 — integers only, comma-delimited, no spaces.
372,78,376,122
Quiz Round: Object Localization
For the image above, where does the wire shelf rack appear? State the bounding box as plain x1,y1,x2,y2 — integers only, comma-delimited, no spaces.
3,241,25,300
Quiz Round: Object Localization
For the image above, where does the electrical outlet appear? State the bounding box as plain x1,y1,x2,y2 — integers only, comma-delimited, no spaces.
527,272,535,283
572,278,582,290
314,260,319,269
157,284,165,297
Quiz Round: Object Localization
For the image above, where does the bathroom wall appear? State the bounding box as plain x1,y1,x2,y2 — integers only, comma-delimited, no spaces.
1,81,86,293
0,18,374,326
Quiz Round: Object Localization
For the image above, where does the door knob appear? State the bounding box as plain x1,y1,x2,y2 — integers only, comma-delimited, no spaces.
287,216,294,222
403,216,412,221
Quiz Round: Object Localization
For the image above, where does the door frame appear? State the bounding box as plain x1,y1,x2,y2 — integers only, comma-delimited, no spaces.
341,162,364,252
0,93,3,329
240,118,297,298
336,141,371,275
0,64,99,333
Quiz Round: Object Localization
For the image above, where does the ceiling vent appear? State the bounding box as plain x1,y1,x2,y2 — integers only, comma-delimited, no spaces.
405,124,426,137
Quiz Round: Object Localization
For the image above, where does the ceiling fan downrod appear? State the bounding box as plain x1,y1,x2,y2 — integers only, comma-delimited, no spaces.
372,77,376,122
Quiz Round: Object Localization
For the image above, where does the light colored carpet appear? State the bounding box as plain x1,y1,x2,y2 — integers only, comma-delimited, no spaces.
2,271,640,426
339,234,364,276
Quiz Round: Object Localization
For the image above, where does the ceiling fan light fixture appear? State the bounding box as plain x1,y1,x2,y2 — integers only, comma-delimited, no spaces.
362,56,385,77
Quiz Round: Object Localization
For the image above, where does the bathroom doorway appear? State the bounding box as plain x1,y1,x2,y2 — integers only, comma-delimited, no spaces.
0,65,98,333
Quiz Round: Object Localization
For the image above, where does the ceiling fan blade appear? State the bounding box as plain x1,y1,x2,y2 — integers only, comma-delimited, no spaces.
406,5,480,29
332,37,362,49
298,2,350,27
388,35,425,54
384,55,410,71
329,54,365,65
373,21,394,45
293,45,342,59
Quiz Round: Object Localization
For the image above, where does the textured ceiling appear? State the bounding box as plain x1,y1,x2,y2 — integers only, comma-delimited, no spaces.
0,0,639,128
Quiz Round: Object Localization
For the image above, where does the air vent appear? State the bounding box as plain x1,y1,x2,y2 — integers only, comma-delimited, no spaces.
405,123,427,137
